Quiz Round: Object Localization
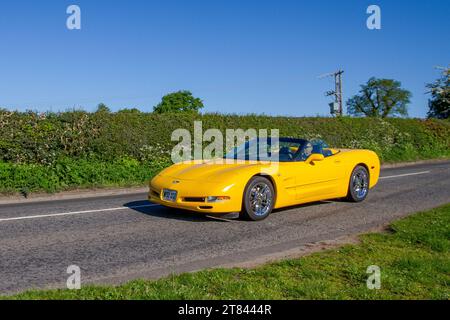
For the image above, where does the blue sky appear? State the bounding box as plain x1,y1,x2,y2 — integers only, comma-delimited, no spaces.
0,0,448,118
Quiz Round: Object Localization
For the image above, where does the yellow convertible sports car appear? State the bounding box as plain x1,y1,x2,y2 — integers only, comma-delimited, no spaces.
149,138,380,221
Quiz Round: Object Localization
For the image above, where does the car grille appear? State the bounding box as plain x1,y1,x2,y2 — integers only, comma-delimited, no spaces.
183,197,206,203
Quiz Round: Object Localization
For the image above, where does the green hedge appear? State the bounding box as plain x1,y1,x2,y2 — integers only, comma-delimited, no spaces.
0,110,449,193
0,158,167,194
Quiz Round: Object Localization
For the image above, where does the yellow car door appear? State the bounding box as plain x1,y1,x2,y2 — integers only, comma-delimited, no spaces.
296,154,343,201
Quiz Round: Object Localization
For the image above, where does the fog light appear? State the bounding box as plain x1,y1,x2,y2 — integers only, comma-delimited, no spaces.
207,196,230,203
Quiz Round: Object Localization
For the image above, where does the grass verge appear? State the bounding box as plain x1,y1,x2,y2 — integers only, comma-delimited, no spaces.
5,204,450,300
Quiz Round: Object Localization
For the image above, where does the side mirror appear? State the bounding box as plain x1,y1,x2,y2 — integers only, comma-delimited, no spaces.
307,153,325,164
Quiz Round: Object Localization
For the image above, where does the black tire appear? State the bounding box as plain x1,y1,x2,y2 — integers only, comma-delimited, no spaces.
241,176,275,221
346,165,370,202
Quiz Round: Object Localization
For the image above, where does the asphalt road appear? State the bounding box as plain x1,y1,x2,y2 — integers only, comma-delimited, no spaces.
1,161,449,294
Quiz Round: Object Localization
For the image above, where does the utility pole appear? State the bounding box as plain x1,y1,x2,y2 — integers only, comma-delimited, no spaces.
318,70,344,116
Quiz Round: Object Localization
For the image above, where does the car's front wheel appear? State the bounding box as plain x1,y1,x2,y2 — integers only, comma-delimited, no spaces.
346,165,370,202
241,176,275,221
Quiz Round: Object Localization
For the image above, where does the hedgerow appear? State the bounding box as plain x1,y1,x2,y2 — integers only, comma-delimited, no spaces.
0,109,449,193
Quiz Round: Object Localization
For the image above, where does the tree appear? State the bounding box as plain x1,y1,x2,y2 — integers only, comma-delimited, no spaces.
427,67,449,119
153,90,204,114
347,78,411,118
95,103,111,113
117,108,141,114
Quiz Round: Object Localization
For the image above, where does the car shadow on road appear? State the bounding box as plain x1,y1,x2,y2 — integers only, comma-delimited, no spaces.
124,200,231,223
271,200,336,213
125,199,340,222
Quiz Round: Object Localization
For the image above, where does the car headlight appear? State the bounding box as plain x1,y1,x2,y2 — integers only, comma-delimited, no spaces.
206,196,230,203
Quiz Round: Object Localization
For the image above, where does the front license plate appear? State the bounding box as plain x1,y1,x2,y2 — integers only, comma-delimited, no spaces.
162,189,178,202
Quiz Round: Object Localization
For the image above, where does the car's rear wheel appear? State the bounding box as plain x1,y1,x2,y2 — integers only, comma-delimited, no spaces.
346,165,370,202
241,176,275,221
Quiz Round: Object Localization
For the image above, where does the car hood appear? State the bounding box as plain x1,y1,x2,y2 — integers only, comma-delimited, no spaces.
159,160,263,182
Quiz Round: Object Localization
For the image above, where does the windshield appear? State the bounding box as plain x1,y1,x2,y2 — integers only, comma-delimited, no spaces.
224,138,309,162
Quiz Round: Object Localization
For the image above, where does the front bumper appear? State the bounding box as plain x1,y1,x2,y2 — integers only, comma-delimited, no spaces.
149,176,243,214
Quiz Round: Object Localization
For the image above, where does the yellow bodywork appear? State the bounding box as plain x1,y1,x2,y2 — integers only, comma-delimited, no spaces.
149,149,380,215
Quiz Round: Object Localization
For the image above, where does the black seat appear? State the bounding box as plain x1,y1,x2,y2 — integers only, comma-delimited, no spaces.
311,144,323,155
279,146,293,161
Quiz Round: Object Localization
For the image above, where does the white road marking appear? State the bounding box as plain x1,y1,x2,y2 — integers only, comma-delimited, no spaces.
379,171,430,180
0,170,432,223
0,204,160,222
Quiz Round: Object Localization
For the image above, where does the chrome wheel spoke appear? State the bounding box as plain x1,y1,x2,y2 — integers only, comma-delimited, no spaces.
352,170,368,199
248,182,272,216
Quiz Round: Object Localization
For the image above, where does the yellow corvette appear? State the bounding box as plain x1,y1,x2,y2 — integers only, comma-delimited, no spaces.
149,138,380,221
